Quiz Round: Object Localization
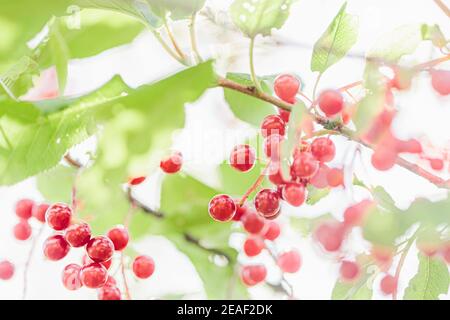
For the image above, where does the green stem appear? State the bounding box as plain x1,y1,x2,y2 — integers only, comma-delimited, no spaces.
189,13,203,63
249,37,263,92
392,230,418,300
151,30,188,66
163,19,187,61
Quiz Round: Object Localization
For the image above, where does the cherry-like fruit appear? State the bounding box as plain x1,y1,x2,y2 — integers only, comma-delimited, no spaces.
65,222,91,248
277,249,301,273
80,263,108,288
254,189,280,218
46,203,72,231
340,261,360,281
311,138,336,162
86,236,115,263
242,211,265,234
229,145,256,172
208,194,236,222
13,220,32,241
291,152,319,178
274,74,300,104
98,285,121,300
15,199,34,220
43,235,70,261
62,264,83,290
0,260,14,280
160,151,183,174
32,203,49,223
243,237,265,257
282,183,306,207
380,274,397,295
107,225,129,251
133,255,155,279
318,90,344,117
261,115,286,138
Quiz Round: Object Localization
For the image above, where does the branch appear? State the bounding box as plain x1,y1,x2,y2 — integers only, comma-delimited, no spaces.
434,0,450,18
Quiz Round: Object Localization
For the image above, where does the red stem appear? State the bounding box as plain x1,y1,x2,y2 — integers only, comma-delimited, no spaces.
239,162,271,206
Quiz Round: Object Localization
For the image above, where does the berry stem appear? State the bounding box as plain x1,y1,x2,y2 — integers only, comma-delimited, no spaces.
120,253,132,300
433,0,450,18
392,230,418,300
151,30,189,66
189,13,203,63
22,224,45,300
239,162,271,207
339,81,363,92
249,37,263,93
163,19,187,62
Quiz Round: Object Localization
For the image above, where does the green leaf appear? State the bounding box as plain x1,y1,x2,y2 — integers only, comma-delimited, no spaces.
48,19,70,95
404,253,449,300
230,0,295,38
306,185,330,205
363,209,400,247
0,56,39,98
311,3,359,73
421,24,448,49
146,0,206,21
223,73,275,127
36,164,77,204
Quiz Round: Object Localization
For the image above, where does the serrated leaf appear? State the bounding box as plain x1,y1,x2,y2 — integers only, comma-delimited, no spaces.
48,20,70,95
404,253,449,300
311,3,359,73
0,56,39,98
223,73,275,127
230,0,295,38
306,185,330,205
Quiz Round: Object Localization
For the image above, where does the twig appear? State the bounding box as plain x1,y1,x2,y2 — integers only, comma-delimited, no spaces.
239,162,271,206
392,230,418,300
23,224,45,300
120,253,132,300
163,20,187,61
433,0,450,18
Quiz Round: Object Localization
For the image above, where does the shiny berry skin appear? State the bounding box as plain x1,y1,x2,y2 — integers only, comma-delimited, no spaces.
132,255,155,279
65,223,91,247
340,261,360,281
82,254,112,270
0,260,14,280
431,69,450,96
43,235,70,261
80,263,108,288
13,220,32,241
15,199,34,219
160,151,183,174
241,265,267,286
291,152,319,178
327,168,344,187
86,236,115,263
318,90,344,117
380,274,397,295
45,203,72,231
129,176,146,185
277,250,301,273
98,285,121,300
311,138,336,162
282,183,306,207
229,145,256,172
274,74,300,104
268,163,288,186
278,109,291,123
208,194,236,222
233,203,247,221
243,237,265,257
344,199,374,227
254,189,280,218
314,222,345,252
310,163,330,189
107,225,129,251
62,264,83,290
262,221,281,241
261,115,286,138
32,203,49,223
242,211,265,234
105,275,117,287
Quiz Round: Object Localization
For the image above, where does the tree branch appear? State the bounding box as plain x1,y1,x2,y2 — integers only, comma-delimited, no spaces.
433,0,450,18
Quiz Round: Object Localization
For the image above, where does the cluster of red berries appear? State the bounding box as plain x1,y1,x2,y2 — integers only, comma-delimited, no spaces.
12,199,49,241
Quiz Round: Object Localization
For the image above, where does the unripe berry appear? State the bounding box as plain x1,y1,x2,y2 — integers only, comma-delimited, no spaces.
242,211,265,234
291,152,319,178
261,115,286,138
98,285,121,300
32,203,49,223
46,203,72,231
274,74,300,104
314,222,345,252
15,199,34,219
243,237,264,257
311,137,336,162
262,221,281,241
229,145,256,172
133,255,155,279
277,249,301,273
13,220,32,241
380,274,397,295
160,151,183,174
43,235,70,261
107,225,129,251
208,194,236,222
0,260,14,280
65,222,91,247
254,189,280,218
282,183,306,207
339,261,360,281
86,236,115,263
318,90,344,117
327,168,344,187
80,263,108,288
431,69,450,96
62,264,83,290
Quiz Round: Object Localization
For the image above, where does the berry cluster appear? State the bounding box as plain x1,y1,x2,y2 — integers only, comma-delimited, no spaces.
13,199,49,241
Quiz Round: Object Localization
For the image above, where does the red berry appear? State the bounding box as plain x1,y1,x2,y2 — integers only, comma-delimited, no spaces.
241,265,267,286
107,225,129,251
372,246,394,268
208,194,236,222
65,222,91,247
129,176,146,185
13,220,32,241
133,255,155,279
98,285,121,300
311,138,336,162
274,74,300,103
15,199,34,219
396,139,422,154
80,263,108,288
160,151,183,174
277,249,301,273
343,199,374,227
261,115,286,138
233,203,247,221
32,203,49,223
264,134,283,159
254,189,280,218
243,237,265,257
431,69,450,96
105,275,117,286
310,163,330,189
429,158,444,171
82,254,112,270
46,203,72,231
314,222,345,252
339,261,360,281
62,264,83,290
282,183,306,207
229,145,256,172
262,221,281,241
318,90,344,117
268,163,288,186
291,152,319,178
380,274,397,295
43,235,70,261
242,211,265,234
86,236,115,263
278,109,291,123
0,260,14,280
327,168,344,187
371,147,397,171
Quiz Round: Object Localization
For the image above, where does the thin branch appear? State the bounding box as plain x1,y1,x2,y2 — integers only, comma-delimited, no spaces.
249,37,263,92
393,230,418,300
151,30,188,66
163,20,187,61
434,0,450,18
239,162,271,206
183,233,231,262
120,253,132,300
23,224,45,300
